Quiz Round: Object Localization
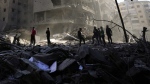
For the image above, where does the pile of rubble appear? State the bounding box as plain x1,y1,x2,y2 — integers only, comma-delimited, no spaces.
0,36,150,84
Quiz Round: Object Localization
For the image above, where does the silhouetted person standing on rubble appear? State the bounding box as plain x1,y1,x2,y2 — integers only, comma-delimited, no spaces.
13,34,18,44
106,25,112,44
142,27,148,42
100,27,106,45
92,26,99,44
46,28,51,46
13,34,20,45
97,28,102,44
30,27,36,46
78,28,85,46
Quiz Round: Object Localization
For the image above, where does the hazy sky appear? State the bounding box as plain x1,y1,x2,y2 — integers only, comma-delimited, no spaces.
118,0,150,3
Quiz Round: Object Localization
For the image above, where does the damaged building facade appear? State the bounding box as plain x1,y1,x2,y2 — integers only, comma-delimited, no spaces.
34,0,101,38
0,0,34,31
119,0,150,40
34,0,125,42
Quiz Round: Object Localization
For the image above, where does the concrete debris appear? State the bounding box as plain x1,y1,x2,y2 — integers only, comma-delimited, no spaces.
29,57,51,72
49,61,57,73
58,58,76,71
76,45,90,60
0,36,150,84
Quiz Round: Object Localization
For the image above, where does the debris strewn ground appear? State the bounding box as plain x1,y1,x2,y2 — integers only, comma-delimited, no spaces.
0,35,150,84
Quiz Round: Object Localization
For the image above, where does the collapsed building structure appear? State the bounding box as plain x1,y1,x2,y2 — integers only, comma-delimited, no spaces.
34,0,101,39
33,0,127,42
0,0,34,31
0,33,150,84
119,0,150,41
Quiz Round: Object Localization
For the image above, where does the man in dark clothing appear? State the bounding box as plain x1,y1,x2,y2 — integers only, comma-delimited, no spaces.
16,35,20,45
13,34,20,45
30,27,36,46
92,26,99,44
78,28,85,46
142,27,148,42
106,25,112,44
97,28,102,44
13,34,18,44
100,27,106,45
46,28,51,45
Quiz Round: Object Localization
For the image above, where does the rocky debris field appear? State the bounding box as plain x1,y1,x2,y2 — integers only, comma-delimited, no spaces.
0,36,150,84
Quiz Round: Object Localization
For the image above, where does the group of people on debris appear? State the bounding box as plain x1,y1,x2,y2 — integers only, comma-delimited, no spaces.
13,25,113,46
29,27,51,46
28,26,112,46
12,25,149,46
78,25,112,46
13,27,51,46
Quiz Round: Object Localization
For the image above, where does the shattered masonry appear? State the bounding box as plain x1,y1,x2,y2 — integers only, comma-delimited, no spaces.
0,35,150,84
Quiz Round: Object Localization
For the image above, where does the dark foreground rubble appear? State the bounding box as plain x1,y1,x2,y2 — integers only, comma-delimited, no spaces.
0,37,150,84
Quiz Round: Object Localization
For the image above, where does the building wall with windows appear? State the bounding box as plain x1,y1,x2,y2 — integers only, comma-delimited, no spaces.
0,0,34,31
0,1,2,20
27,0,34,28
119,0,150,38
33,0,100,37
0,0,9,22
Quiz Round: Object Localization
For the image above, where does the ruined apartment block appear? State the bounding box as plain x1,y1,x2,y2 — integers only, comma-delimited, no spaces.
34,0,101,38
0,0,34,31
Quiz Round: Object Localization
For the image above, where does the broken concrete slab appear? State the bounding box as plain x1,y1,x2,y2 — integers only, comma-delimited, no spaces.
0,37,150,84
21,58,40,71
40,71,55,84
29,57,51,72
49,61,57,73
19,72,43,84
32,45,41,54
58,58,76,71
89,48,108,64
76,45,90,61
88,70,98,78
33,53,64,66
126,66,141,77
40,46,52,53
0,59,16,81
0,79,19,84
14,70,31,78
